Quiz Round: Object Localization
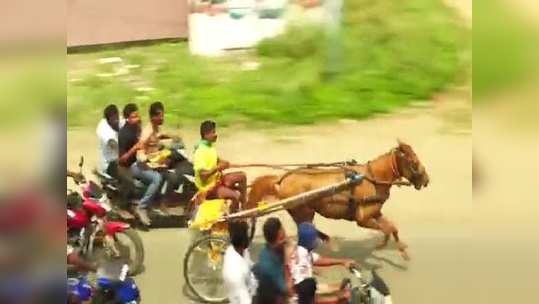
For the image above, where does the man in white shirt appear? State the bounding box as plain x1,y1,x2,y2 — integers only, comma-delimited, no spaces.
96,104,135,211
223,221,257,304
290,222,355,304
96,104,120,174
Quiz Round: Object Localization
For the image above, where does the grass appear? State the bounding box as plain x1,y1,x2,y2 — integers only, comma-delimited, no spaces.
67,0,468,128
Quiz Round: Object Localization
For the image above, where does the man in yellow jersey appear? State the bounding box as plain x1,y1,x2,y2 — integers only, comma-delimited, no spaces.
193,120,247,211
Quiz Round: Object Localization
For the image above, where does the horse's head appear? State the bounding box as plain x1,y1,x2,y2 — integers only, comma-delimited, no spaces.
395,139,430,190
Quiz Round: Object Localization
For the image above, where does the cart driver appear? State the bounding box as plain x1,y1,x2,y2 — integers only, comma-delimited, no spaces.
193,120,247,212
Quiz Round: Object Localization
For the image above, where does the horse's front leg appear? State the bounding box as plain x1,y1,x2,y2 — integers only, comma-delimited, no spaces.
354,205,393,248
355,216,391,246
377,215,409,260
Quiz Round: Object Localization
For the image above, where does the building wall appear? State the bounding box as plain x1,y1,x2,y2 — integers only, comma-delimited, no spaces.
67,0,188,47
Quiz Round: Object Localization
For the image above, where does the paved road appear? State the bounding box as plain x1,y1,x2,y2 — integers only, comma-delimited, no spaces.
69,90,539,304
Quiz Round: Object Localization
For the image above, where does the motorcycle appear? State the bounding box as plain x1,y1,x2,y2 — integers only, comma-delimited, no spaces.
68,157,145,276
343,265,393,304
94,140,197,223
68,264,140,304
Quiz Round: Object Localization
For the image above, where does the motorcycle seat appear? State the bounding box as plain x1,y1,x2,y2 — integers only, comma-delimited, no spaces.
93,169,115,182
93,168,144,188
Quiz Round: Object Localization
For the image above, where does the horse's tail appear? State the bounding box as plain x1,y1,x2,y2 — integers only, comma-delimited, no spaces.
246,175,280,209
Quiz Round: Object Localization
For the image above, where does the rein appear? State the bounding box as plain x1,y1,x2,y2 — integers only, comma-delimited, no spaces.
230,160,358,170
237,151,412,187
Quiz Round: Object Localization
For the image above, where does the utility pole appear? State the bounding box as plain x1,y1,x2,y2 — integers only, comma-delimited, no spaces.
323,0,343,80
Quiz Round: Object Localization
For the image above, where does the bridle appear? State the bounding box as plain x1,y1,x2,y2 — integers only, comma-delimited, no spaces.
365,149,411,187
394,148,423,185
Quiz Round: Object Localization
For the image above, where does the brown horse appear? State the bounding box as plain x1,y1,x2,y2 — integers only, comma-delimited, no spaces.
246,140,429,259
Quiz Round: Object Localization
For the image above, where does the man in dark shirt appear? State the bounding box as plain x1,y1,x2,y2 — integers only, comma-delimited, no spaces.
118,103,162,226
253,217,293,304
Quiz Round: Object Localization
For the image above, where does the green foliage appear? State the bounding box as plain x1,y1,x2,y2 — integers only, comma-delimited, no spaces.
472,0,536,101
68,0,467,127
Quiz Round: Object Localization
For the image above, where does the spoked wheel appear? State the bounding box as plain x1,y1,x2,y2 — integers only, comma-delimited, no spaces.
183,235,229,303
114,228,145,275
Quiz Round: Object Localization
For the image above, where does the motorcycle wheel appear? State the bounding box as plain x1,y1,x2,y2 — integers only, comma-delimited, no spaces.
114,228,145,276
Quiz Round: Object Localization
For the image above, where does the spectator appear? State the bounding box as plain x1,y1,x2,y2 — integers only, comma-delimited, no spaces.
223,220,257,304
252,217,294,304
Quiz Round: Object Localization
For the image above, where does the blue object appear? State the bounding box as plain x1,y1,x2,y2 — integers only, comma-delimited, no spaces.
297,222,319,251
67,276,92,302
347,172,364,182
96,277,140,303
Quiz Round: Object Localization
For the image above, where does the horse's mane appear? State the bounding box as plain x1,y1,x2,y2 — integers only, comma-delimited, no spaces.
370,149,395,163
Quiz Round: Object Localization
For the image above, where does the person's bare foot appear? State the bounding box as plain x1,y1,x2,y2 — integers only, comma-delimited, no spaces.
135,207,151,226
116,209,135,220
157,202,170,215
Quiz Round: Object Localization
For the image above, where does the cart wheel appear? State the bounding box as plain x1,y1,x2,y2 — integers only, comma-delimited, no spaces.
183,235,229,303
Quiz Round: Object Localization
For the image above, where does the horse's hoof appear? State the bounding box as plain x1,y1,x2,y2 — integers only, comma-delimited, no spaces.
400,250,411,261
396,242,408,250
375,241,387,250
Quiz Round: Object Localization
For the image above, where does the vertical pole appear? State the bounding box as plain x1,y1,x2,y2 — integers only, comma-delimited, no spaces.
323,0,343,80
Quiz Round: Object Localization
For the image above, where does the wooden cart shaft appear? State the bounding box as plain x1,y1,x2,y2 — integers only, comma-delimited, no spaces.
224,173,364,221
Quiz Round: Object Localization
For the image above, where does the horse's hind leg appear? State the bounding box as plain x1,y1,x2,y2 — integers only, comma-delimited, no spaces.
288,205,315,224
287,205,330,241
374,217,392,249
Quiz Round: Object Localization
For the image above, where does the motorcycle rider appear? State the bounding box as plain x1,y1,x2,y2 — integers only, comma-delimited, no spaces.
137,101,195,212
289,222,353,304
118,103,162,226
153,102,195,196
96,104,136,214
97,104,120,175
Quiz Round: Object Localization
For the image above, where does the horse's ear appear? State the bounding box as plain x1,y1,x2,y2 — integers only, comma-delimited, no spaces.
396,138,404,147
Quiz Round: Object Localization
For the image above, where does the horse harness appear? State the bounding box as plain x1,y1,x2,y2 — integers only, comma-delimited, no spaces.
343,150,402,219
274,149,410,218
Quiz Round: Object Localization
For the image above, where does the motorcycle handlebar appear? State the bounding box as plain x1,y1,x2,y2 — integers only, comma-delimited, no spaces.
348,264,360,272
68,173,86,185
348,264,363,278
